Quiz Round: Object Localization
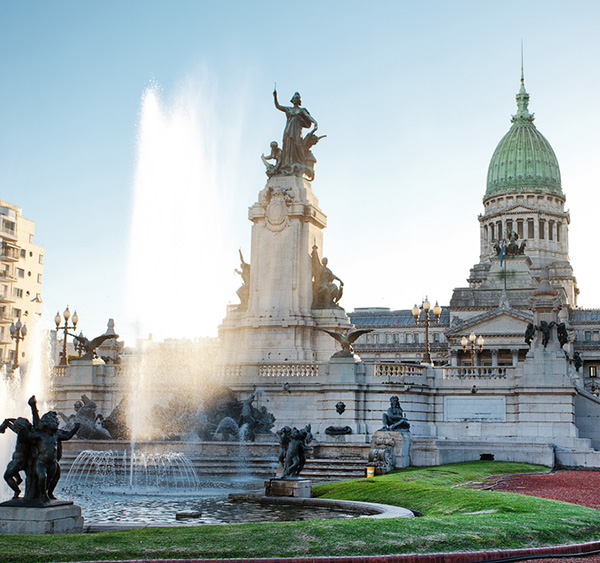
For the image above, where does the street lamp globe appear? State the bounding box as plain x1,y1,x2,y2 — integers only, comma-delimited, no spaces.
412,304,420,320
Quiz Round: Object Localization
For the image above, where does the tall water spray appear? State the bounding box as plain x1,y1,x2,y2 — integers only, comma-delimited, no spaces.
0,315,52,501
126,81,239,447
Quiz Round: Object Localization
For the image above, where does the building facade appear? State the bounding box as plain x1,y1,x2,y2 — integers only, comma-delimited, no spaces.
0,200,44,366
350,75,599,398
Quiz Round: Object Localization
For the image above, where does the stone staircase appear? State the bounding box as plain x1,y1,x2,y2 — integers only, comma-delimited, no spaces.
60,451,368,481
554,437,600,469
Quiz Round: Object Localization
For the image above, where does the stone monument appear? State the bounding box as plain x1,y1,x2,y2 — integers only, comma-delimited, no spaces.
0,396,83,534
368,396,411,472
518,269,580,441
219,90,352,368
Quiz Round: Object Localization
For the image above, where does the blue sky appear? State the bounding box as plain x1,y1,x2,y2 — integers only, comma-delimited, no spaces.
1,1,600,343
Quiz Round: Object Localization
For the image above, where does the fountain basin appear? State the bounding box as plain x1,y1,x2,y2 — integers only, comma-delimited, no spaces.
61,475,361,526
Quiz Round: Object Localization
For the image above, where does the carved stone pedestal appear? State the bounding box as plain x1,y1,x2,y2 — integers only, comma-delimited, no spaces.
368,430,411,474
265,478,312,498
0,500,83,534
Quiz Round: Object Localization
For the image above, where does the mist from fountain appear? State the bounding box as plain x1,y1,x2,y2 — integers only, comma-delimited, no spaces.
0,316,52,502
122,79,249,488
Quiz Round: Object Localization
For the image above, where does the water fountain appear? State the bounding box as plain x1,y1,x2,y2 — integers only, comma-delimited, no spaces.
62,449,200,493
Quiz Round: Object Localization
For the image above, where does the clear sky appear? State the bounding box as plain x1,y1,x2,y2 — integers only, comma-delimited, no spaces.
1,1,600,344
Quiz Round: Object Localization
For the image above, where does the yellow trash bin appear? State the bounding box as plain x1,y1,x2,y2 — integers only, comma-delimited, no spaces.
366,466,375,478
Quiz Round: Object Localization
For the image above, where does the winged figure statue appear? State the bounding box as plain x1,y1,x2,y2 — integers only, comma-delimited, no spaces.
318,328,373,357
69,332,119,361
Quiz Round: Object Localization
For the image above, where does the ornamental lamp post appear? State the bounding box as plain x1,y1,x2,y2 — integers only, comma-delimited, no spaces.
412,297,442,364
462,331,484,366
9,319,27,368
55,306,79,366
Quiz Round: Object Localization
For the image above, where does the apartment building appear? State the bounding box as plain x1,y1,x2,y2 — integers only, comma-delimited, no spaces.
0,200,44,366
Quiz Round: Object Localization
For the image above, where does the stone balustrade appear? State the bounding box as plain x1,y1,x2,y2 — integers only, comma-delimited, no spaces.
374,364,425,378
53,366,67,378
443,366,510,379
218,365,243,378
260,364,319,377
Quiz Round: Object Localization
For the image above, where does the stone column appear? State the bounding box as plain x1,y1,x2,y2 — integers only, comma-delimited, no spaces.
491,349,498,367
450,349,458,367
511,349,520,366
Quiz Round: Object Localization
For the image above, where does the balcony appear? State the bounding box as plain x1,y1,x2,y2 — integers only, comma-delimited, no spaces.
0,221,17,241
0,243,20,262
0,310,13,323
0,270,17,283
0,291,16,303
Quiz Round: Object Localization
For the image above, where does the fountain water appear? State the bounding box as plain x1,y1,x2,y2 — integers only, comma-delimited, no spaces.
124,80,242,464
62,449,200,493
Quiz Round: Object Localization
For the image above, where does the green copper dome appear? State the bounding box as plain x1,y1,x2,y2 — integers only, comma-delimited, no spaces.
485,79,562,198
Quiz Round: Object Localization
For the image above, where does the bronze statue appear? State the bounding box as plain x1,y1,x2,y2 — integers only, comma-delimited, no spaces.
311,244,344,309
493,230,526,258
68,331,119,361
234,249,251,310
381,396,410,431
539,321,551,347
319,328,372,357
59,394,111,440
261,141,282,175
572,351,583,372
524,323,536,346
99,396,129,440
271,90,325,180
278,424,313,479
1,396,79,502
555,322,569,348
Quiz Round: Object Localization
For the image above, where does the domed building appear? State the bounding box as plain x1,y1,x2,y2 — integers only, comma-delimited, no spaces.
345,73,600,467
352,73,600,389
478,73,577,306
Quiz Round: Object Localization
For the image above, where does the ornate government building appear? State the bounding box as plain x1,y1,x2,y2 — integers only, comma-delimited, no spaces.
351,74,600,396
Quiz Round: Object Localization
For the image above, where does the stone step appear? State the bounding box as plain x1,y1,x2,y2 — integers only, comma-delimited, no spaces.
60,453,368,481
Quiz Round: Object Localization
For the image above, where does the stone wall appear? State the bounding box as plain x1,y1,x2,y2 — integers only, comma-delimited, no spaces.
574,392,600,449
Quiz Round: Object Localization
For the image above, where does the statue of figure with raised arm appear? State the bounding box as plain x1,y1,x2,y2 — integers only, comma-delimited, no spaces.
271,89,325,180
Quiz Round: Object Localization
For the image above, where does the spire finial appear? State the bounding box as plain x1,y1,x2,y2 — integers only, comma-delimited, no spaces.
520,40,524,84
512,41,533,123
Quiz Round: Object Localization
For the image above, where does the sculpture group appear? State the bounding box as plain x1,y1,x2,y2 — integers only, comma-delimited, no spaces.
262,90,325,181
0,396,79,502
276,424,313,479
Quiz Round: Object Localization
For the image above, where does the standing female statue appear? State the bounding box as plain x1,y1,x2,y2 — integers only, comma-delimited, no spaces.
273,90,321,178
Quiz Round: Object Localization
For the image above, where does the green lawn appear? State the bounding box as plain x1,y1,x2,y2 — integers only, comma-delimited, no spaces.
1,461,599,563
